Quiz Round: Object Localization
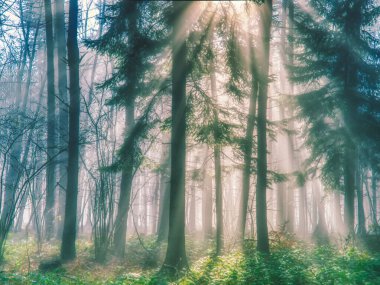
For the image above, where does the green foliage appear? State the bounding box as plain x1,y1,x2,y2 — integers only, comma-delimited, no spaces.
179,237,380,285
290,0,380,190
1,237,380,284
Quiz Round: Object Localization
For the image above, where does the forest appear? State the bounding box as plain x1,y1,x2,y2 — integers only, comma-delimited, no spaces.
0,0,380,284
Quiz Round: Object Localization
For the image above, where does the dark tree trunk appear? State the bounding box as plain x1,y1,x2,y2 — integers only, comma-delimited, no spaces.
61,0,80,261
239,70,258,241
113,103,135,257
214,145,223,255
44,0,56,240
256,0,272,254
55,0,69,239
357,168,366,236
112,0,139,257
343,143,355,235
209,40,223,255
161,1,189,273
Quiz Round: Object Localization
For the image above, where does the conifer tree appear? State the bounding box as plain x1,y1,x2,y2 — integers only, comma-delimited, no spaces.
290,0,380,234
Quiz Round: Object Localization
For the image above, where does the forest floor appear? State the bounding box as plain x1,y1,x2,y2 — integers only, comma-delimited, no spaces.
0,232,380,284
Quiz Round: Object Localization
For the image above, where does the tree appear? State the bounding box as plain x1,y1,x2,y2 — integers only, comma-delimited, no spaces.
54,0,69,238
61,0,80,261
161,0,190,274
290,0,380,235
256,0,272,254
43,0,56,241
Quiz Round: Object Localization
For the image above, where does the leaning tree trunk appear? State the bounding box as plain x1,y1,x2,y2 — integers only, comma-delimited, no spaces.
61,0,80,261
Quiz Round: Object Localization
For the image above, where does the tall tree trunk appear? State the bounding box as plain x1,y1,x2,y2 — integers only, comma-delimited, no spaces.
209,33,223,255
214,145,223,255
113,103,135,257
333,191,344,233
157,140,170,243
44,0,56,240
372,168,378,227
298,186,307,238
55,0,69,239
276,183,286,230
343,142,355,235
161,1,189,273
239,66,258,241
61,0,80,261
189,183,196,233
202,145,213,239
0,31,28,231
357,167,366,236
151,174,159,234
313,180,329,244
255,0,272,254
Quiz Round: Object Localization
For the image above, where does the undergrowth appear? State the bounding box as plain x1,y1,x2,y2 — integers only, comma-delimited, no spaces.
0,233,379,284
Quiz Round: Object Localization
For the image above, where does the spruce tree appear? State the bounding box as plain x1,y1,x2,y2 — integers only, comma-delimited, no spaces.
290,0,380,234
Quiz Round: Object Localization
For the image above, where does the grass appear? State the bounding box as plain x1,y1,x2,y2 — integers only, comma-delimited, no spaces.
0,233,380,284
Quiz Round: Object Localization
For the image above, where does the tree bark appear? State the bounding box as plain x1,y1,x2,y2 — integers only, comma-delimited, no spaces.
44,0,57,240
372,168,378,227
357,167,366,236
202,146,213,239
239,67,258,241
343,143,355,235
54,0,69,239
113,103,135,257
61,0,80,261
157,140,170,243
161,1,189,273
256,0,272,254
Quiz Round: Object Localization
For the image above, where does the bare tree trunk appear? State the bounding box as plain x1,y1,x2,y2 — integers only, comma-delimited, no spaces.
343,143,355,235
239,69,258,241
55,0,69,239
371,168,378,227
189,183,196,233
61,0,80,261
333,191,344,233
202,146,212,239
209,34,223,255
44,0,57,240
161,1,189,273
276,183,286,230
113,103,135,257
157,140,170,243
357,167,366,236
256,0,272,254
